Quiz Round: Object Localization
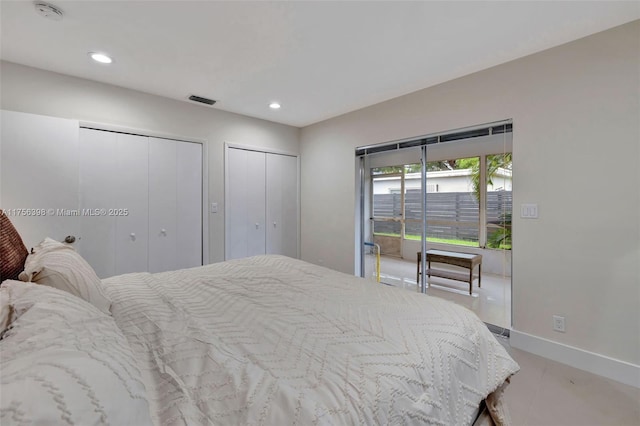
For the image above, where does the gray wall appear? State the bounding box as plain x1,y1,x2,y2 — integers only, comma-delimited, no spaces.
0,60,300,265
300,21,640,366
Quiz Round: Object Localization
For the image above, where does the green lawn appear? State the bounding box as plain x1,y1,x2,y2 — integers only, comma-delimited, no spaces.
373,232,511,249
373,233,479,247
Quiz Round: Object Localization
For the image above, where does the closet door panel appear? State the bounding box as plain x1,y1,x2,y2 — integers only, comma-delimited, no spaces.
227,148,266,260
148,138,178,273
176,142,202,269
226,148,248,260
115,133,149,275
266,153,298,257
245,151,266,257
1,110,80,250
78,128,118,278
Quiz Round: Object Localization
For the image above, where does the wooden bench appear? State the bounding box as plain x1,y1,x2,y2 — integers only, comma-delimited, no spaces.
417,250,482,295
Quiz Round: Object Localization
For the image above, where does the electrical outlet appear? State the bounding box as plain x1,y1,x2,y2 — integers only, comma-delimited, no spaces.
553,315,566,332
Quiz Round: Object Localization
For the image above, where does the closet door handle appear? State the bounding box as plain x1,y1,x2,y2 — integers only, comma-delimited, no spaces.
255,223,260,229
161,229,167,236
273,222,277,228
130,233,136,241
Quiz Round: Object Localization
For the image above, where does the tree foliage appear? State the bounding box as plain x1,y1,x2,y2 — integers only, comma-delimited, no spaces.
373,164,421,174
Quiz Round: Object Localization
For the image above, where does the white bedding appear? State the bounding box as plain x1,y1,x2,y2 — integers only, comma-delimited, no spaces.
99,255,519,425
0,281,153,425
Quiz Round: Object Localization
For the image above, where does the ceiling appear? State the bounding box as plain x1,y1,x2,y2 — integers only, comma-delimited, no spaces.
1,1,638,127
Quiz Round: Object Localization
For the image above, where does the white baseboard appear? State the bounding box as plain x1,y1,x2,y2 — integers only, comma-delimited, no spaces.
510,329,640,389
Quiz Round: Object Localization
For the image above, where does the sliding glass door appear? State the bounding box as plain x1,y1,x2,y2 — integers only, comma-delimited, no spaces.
361,148,422,288
357,122,513,329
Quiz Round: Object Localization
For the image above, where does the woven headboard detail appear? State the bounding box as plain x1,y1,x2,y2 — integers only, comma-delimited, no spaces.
0,213,28,282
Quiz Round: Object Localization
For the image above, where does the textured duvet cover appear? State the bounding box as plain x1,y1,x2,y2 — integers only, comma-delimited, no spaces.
101,255,519,425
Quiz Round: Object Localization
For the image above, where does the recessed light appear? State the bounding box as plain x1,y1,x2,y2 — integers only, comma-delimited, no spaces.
89,52,113,64
269,102,281,109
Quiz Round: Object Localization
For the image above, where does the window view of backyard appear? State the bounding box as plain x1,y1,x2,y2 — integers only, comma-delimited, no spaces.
371,153,512,250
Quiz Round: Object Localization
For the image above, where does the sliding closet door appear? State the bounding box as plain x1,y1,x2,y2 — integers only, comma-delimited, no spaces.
81,132,201,275
148,138,178,273
79,128,118,278
114,134,149,275
176,142,203,269
148,137,202,272
226,148,266,260
266,153,298,257
79,129,149,278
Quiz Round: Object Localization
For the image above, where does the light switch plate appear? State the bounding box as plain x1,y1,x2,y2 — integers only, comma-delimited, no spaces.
521,203,538,218
211,202,218,213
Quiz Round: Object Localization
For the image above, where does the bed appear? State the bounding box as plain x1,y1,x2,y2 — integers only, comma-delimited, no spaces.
1,213,519,425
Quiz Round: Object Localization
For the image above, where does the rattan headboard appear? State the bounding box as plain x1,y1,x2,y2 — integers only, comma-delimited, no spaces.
0,213,28,282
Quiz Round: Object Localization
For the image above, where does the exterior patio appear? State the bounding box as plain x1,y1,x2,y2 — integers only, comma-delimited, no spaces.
364,254,511,329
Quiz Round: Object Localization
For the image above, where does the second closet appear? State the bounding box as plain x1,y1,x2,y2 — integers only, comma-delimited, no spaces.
225,146,299,260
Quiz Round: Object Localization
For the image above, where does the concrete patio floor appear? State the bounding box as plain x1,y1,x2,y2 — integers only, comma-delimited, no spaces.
365,254,511,329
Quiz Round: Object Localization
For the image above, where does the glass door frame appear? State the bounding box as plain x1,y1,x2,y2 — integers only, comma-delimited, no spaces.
370,169,405,260
356,120,514,326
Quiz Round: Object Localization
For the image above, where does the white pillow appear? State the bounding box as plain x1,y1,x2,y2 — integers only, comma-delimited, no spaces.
18,237,111,314
0,281,153,425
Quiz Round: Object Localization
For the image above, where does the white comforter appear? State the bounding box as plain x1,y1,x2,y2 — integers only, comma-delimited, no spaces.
0,282,153,425
102,255,519,425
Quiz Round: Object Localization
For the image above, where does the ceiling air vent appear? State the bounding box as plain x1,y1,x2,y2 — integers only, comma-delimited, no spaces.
188,95,216,106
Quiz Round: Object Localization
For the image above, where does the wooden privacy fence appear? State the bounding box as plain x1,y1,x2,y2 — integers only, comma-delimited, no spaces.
373,190,512,241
